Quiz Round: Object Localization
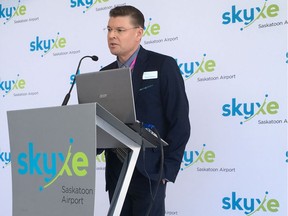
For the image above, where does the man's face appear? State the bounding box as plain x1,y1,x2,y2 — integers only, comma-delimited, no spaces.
107,16,143,62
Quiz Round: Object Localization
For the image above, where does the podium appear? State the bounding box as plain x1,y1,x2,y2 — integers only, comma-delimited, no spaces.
7,103,156,216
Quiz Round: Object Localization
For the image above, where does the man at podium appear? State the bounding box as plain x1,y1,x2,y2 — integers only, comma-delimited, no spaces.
101,5,190,216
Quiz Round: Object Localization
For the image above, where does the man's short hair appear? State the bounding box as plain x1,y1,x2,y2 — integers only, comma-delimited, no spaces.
109,5,145,29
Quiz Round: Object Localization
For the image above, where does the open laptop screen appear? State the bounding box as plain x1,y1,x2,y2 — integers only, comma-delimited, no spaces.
76,68,137,124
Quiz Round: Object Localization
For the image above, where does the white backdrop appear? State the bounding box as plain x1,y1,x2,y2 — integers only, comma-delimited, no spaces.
0,0,287,215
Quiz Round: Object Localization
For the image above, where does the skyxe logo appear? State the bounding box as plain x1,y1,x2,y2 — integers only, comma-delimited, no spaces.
222,94,279,124
0,0,27,25
0,74,26,97
17,138,89,191
143,18,160,37
0,149,11,169
70,0,110,13
29,33,67,57
222,191,280,215
222,0,280,31
176,54,216,80
181,144,216,171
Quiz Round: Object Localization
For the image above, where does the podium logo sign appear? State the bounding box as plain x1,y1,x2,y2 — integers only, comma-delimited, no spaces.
222,94,280,124
222,191,280,215
222,0,280,31
17,138,89,191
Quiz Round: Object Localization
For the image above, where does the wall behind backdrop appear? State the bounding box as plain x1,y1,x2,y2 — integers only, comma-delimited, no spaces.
0,0,287,215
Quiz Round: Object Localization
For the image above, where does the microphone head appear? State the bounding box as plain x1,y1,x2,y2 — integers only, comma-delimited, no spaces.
91,55,99,61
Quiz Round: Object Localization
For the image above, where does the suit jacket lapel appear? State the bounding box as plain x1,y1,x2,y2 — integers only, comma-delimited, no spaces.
132,46,148,103
111,61,118,69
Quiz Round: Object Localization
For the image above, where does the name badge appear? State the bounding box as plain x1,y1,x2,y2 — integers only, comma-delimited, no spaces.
142,71,158,80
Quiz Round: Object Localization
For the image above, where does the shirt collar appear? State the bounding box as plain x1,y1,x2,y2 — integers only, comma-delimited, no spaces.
117,46,140,68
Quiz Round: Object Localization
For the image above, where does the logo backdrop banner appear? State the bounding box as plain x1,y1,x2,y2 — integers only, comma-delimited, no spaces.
0,0,287,215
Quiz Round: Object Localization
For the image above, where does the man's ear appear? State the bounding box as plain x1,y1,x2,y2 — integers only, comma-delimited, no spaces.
137,28,144,40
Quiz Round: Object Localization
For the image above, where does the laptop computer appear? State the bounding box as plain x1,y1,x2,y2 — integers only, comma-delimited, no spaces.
75,68,168,147
76,68,136,124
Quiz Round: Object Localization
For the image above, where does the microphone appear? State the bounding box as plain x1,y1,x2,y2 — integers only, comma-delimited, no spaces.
61,55,99,106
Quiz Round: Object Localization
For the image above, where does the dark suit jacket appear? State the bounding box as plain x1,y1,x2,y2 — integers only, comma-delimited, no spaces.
101,46,190,190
